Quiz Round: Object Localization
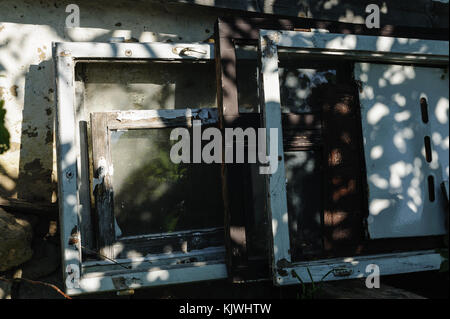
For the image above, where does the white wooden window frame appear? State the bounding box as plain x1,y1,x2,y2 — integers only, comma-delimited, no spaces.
258,29,449,286
53,42,227,295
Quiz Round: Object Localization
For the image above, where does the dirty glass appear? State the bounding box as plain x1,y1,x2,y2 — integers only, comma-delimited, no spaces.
234,47,338,114
76,61,217,113
277,57,339,260
235,45,259,113
109,127,224,237
278,66,336,114
284,151,323,261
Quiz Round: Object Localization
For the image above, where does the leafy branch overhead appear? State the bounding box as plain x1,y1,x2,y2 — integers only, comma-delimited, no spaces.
0,100,11,154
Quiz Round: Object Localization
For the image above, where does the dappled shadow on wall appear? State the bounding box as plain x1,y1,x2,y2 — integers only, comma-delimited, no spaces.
356,63,448,239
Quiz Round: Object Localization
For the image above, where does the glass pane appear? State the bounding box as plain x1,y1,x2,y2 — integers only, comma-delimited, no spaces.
234,46,339,114
76,61,217,113
284,151,323,261
235,45,259,113
110,128,224,237
279,67,336,114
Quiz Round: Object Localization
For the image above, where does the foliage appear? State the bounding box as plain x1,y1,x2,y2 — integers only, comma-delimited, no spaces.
291,268,333,299
0,100,11,154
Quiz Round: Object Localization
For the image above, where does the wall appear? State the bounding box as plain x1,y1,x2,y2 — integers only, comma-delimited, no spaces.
0,0,217,204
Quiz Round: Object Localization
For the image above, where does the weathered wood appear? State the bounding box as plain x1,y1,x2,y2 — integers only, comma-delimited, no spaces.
215,16,302,282
90,113,116,260
90,108,225,262
78,121,94,251
112,227,224,259
0,197,58,217
105,108,218,130
82,246,226,273
215,20,249,282
259,30,292,273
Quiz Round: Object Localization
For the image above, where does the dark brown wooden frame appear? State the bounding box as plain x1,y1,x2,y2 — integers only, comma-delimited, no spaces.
214,16,449,282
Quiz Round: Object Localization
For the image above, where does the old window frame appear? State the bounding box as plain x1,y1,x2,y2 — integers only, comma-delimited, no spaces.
214,16,449,282
90,108,223,259
258,29,449,285
53,42,227,295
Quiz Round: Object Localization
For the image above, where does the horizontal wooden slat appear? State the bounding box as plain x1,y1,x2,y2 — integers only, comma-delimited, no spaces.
83,246,226,273
102,108,219,130
112,227,225,259
0,197,58,217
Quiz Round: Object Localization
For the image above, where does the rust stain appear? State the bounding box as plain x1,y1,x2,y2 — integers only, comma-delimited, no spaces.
59,51,70,57
0,25,4,32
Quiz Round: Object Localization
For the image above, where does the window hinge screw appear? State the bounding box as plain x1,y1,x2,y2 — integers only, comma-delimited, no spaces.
66,170,74,180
